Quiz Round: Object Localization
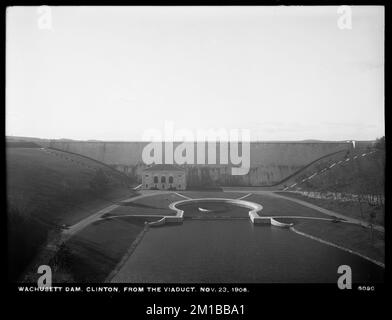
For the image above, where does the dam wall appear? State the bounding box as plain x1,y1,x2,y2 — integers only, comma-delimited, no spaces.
46,140,355,186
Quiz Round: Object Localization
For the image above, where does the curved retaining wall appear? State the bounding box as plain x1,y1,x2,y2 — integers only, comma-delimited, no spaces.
270,218,294,228
148,217,167,227
147,206,184,227
107,197,294,228
171,197,267,224
249,212,270,224
147,197,296,228
148,197,289,227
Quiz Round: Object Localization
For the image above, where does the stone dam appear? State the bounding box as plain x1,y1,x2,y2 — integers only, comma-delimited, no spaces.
40,140,362,187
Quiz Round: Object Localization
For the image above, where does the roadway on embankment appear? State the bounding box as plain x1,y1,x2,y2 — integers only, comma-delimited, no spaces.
62,190,177,237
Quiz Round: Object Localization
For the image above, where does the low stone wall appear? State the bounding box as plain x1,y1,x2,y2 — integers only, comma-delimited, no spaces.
147,197,296,228
249,212,270,224
270,217,294,228
147,217,166,227
291,190,385,205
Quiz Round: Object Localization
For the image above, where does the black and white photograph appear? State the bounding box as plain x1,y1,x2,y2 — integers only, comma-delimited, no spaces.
5,4,386,307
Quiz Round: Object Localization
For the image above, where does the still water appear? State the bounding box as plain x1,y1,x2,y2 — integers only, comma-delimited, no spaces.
112,220,384,283
177,200,251,217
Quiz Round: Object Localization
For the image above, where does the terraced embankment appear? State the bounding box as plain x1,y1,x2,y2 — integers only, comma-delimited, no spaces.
7,146,136,282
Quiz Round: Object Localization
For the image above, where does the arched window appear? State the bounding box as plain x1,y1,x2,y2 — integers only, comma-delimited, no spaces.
168,176,174,184
153,176,158,183
161,176,166,183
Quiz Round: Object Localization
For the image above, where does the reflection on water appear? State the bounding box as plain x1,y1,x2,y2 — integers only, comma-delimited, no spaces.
177,200,252,218
112,220,384,283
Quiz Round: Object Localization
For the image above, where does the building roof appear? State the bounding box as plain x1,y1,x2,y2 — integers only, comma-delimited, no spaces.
143,164,185,172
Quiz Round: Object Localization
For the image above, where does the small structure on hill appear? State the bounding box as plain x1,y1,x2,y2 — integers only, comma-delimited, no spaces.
142,164,186,190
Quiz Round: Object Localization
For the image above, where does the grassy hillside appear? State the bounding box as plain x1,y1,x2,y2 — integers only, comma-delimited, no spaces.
7,147,137,282
279,146,385,226
278,149,350,188
296,149,384,195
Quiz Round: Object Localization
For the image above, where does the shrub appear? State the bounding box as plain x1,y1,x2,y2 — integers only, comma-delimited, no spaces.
374,136,385,150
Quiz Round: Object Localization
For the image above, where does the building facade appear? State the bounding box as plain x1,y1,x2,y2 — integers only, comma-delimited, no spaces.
142,164,186,190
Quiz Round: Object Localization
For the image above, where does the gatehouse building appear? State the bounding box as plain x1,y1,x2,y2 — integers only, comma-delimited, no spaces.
142,164,186,190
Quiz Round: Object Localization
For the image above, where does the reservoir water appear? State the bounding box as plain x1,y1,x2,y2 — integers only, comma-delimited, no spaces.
112,219,384,283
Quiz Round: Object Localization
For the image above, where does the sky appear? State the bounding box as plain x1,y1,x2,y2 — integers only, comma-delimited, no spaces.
6,6,384,141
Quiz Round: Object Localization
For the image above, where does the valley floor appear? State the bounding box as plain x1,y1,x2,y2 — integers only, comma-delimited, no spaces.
26,189,383,283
